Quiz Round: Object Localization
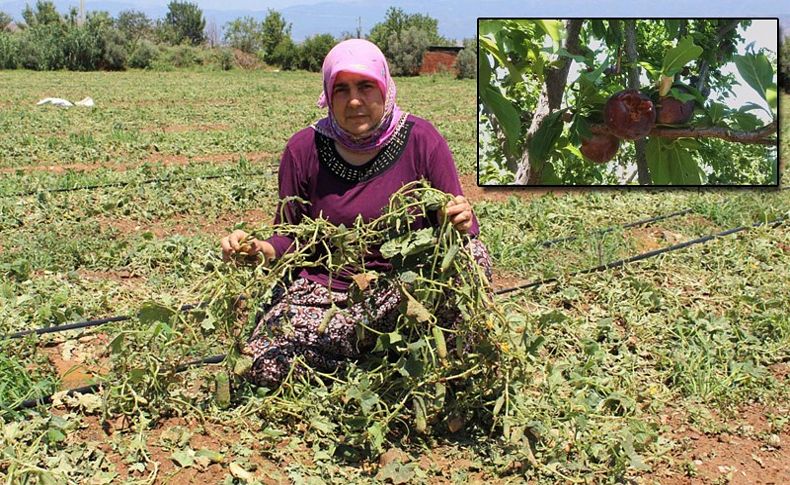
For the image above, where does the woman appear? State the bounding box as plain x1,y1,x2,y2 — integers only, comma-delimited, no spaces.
221,39,491,387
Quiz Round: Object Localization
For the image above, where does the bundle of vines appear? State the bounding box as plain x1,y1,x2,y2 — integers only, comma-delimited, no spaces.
99,181,523,453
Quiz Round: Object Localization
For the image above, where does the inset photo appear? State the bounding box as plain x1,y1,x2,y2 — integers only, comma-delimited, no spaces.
478,19,779,186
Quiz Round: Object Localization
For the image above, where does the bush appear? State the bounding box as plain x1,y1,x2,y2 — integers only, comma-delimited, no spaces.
267,37,298,70
0,32,19,69
386,26,430,76
16,23,66,70
454,38,476,79
210,47,233,71
168,44,199,68
128,39,158,69
297,33,334,72
99,27,128,70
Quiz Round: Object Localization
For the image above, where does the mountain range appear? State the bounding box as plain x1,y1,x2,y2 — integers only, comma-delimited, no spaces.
1,0,788,43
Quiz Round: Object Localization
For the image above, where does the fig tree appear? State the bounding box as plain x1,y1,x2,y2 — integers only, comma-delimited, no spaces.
580,133,620,164
604,89,656,140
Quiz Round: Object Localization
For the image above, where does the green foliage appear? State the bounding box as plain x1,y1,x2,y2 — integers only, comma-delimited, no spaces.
0,32,19,69
163,0,205,46
267,36,298,70
0,11,12,30
297,33,335,72
128,39,158,69
22,0,62,27
454,38,476,80
386,26,429,76
260,9,292,66
368,7,445,61
17,23,66,70
211,47,234,71
479,19,777,185
223,16,264,54
116,10,153,43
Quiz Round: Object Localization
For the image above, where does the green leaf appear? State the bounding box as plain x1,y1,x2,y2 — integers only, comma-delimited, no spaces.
137,302,175,326
46,428,66,443
366,422,385,452
377,461,417,485
171,449,194,468
535,20,562,45
661,36,703,77
591,20,606,39
733,53,775,111
646,137,703,185
528,110,566,163
480,84,522,157
706,101,728,126
765,85,777,112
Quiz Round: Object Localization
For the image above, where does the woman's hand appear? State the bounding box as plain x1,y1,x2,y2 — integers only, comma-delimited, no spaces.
221,230,275,263
440,195,474,234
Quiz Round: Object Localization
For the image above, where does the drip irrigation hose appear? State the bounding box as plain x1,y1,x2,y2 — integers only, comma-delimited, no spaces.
0,168,277,199
4,210,787,340
495,214,787,296
5,213,787,411
4,302,203,340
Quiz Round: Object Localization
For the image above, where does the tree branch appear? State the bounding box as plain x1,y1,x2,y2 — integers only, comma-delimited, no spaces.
624,20,651,185
589,121,777,145
514,19,583,185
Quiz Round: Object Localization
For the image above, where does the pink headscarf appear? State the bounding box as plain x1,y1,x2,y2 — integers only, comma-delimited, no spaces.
312,39,407,152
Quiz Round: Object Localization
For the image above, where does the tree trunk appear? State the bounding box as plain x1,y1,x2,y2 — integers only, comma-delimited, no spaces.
514,19,583,185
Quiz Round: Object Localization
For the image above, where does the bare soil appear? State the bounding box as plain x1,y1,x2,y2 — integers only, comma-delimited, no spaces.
647,364,790,484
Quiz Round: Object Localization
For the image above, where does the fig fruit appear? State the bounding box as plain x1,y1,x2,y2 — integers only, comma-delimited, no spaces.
604,89,656,140
656,87,695,125
580,133,620,164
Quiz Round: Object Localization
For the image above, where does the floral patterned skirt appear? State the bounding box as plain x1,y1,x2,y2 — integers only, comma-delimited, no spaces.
244,239,493,387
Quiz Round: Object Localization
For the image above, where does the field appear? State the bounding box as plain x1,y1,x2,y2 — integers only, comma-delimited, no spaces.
0,70,788,484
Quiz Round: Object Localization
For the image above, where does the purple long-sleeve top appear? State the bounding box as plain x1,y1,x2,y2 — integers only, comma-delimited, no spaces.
265,114,478,291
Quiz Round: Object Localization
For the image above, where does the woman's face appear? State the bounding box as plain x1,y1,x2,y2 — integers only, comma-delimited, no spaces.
331,71,385,137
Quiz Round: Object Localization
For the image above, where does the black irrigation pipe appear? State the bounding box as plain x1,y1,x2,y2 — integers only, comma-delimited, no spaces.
6,213,787,411
16,354,226,410
1,207,693,339
4,302,203,340
6,211,787,341
495,214,787,296
0,168,278,199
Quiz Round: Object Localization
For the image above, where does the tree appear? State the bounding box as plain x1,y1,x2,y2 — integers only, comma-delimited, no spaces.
780,34,790,93
22,1,61,27
386,26,429,76
224,16,263,54
479,19,778,185
0,11,12,30
454,38,476,79
297,33,335,72
260,9,291,66
163,1,204,46
116,10,153,43
368,7,444,56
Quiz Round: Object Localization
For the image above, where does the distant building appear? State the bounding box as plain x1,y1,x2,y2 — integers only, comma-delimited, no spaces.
419,46,464,75
4,22,20,33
